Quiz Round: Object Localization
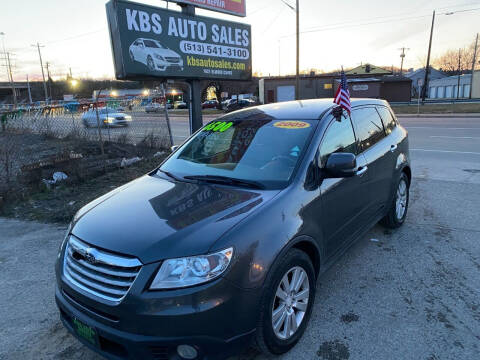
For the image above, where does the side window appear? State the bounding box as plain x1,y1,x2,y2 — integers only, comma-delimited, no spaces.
319,117,357,166
351,107,386,152
376,106,397,135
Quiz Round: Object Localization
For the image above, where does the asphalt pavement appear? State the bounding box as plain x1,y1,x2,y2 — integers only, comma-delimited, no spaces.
0,115,479,360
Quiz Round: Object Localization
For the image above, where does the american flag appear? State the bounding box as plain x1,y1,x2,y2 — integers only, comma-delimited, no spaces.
334,70,351,114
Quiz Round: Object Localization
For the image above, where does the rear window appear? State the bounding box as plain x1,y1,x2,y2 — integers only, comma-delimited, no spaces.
351,107,386,152
160,117,318,189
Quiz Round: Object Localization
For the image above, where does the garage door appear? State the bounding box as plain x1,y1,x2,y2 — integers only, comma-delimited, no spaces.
277,86,295,102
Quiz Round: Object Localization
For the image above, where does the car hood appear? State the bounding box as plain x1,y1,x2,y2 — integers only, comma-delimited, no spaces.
153,49,180,58
71,174,277,264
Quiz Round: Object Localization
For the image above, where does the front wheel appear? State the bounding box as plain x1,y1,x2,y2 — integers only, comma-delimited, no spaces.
380,172,410,229
255,249,316,355
147,56,155,71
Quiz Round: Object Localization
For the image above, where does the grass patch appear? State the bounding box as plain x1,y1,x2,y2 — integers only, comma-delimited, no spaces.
392,102,480,114
0,157,165,224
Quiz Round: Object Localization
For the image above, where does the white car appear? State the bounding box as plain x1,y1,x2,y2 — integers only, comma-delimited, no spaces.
82,108,132,128
129,38,184,72
145,103,163,113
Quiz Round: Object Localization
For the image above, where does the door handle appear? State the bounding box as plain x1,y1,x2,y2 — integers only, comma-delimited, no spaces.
390,144,398,153
356,166,368,176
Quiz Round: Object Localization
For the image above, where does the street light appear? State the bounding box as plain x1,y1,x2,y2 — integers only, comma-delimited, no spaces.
70,79,79,88
110,90,118,97
280,0,300,100
143,89,150,96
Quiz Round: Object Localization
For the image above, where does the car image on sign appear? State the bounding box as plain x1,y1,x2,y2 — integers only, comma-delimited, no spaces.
129,38,184,72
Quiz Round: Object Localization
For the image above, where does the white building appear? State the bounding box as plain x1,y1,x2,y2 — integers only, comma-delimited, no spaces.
428,74,471,99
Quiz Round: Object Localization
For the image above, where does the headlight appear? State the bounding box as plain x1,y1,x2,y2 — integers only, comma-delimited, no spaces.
150,248,233,289
154,54,165,61
103,117,114,123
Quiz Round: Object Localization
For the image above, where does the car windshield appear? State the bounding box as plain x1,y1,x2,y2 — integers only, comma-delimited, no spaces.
159,116,317,189
144,40,163,48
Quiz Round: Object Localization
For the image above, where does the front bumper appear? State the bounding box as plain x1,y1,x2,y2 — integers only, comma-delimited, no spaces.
55,258,259,360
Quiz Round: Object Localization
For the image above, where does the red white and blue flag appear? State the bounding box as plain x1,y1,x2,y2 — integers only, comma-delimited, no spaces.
334,70,351,114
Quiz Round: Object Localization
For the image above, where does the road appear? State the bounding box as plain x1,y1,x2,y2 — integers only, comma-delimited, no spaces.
1,115,479,360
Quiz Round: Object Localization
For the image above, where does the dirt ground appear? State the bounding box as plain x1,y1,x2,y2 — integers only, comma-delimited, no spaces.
0,156,165,224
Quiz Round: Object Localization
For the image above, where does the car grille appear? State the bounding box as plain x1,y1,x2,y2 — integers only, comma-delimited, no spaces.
115,116,125,120
63,236,142,303
165,57,180,63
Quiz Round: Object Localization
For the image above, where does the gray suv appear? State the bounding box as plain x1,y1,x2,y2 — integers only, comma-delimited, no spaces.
55,99,410,360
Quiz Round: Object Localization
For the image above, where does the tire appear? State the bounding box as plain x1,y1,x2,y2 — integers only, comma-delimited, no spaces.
255,249,316,355
147,56,155,71
380,172,410,229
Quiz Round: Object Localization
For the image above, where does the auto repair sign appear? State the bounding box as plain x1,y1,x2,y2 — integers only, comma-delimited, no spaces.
106,0,252,81
172,0,246,17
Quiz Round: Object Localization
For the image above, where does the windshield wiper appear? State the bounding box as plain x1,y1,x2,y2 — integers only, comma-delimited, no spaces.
158,169,184,182
183,175,265,189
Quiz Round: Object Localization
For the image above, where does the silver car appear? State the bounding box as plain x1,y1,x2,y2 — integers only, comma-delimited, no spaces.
82,108,132,128
129,38,184,72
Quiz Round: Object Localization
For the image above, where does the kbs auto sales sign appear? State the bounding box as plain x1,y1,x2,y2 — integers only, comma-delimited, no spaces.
106,0,252,80
172,0,246,17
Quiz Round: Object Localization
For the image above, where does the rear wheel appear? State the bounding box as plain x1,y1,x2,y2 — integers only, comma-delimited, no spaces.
380,172,410,228
255,249,316,355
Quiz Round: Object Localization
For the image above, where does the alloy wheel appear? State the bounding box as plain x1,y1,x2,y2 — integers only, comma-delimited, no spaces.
395,178,408,220
271,266,310,340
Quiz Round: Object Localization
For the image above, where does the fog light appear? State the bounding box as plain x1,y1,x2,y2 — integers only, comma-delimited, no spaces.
177,344,198,359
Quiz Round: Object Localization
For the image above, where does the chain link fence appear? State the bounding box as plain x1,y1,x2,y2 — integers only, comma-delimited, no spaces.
0,98,173,199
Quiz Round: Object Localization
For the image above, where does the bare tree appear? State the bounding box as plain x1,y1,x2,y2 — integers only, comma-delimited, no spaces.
433,40,480,74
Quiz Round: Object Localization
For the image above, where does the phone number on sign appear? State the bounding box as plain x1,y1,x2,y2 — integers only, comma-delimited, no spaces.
180,41,250,60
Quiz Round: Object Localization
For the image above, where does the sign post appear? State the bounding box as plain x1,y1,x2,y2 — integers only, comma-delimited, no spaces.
106,0,251,133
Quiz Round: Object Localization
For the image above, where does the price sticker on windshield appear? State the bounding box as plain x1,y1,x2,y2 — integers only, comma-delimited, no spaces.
273,121,310,129
203,121,234,132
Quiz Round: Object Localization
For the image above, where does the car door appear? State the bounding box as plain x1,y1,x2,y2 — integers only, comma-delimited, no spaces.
319,114,371,256
350,106,391,219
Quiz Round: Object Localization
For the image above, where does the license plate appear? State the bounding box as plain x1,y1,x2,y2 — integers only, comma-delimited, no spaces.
72,318,99,347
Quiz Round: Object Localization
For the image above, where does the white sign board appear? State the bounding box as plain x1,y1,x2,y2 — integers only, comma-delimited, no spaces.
352,84,368,91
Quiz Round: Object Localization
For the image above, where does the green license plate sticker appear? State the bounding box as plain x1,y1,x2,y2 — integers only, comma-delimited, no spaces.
73,318,98,347
203,121,233,132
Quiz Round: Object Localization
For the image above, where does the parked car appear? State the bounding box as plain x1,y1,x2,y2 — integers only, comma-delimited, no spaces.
224,98,255,112
145,103,163,113
174,100,187,109
202,100,219,109
129,38,184,72
55,99,410,360
81,108,132,127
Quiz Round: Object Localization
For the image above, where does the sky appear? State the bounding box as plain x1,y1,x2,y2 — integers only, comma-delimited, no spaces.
0,0,479,82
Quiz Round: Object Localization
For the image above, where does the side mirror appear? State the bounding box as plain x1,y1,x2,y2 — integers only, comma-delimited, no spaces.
324,153,357,178
171,145,179,152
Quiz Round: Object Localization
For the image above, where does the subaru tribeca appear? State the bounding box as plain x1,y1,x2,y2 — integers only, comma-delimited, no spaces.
55,99,411,360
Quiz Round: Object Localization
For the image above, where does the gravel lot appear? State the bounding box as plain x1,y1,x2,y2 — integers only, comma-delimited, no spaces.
1,115,479,360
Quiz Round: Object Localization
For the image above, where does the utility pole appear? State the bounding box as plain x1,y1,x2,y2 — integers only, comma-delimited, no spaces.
26,74,33,104
5,52,17,109
457,48,462,99
295,0,300,100
422,10,435,102
46,61,52,100
399,47,409,75
32,43,48,103
470,33,478,99
180,4,202,133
